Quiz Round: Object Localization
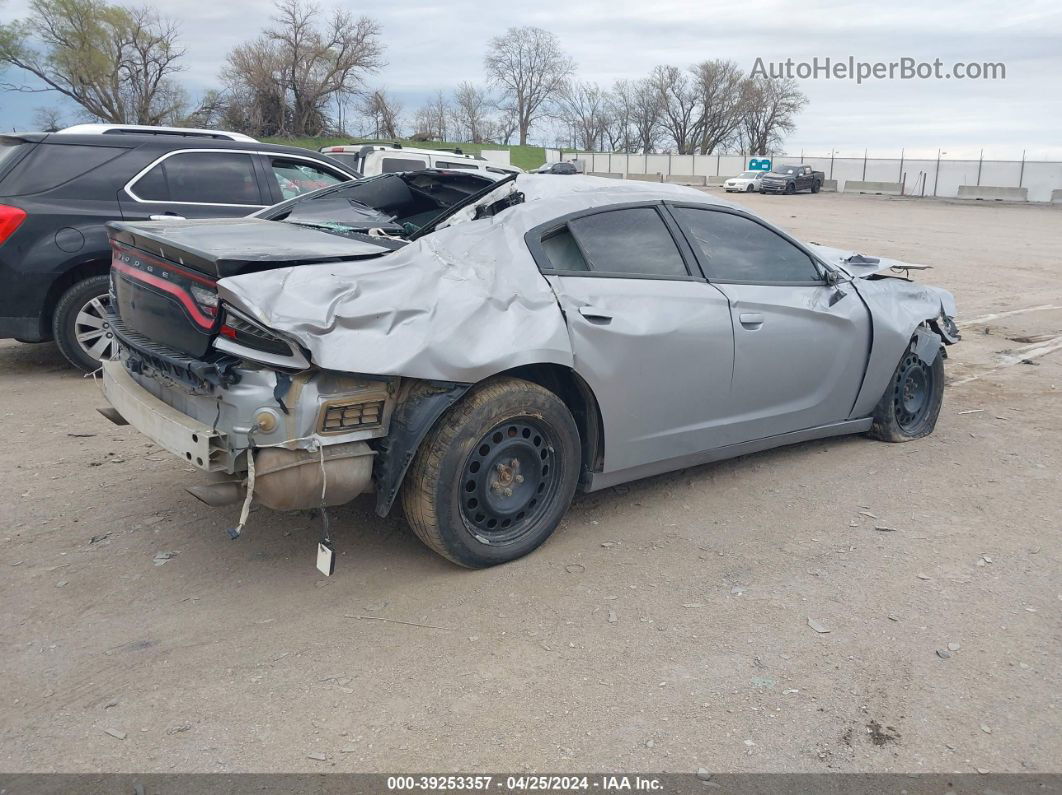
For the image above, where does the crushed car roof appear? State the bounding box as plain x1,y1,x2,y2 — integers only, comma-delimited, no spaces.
215,176,735,381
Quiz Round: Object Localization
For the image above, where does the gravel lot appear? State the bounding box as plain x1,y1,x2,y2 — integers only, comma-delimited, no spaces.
1,191,1059,774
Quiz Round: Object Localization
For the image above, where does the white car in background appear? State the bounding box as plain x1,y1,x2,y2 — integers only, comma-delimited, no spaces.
724,170,767,193
319,144,522,178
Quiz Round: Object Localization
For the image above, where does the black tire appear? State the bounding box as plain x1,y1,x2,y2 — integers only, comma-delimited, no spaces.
759,189,766,194
785,182,796,194
811,181,821,194
52,275,115,372
745,184,755,192
867,338,945,442
401,377,581,568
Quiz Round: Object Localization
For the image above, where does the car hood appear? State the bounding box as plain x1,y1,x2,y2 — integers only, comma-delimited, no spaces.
807,242,934,280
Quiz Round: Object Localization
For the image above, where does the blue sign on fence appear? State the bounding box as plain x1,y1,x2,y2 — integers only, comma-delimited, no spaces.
748,158,772,171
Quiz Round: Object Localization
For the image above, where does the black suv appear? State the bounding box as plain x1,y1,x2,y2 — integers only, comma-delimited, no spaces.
0,129,357,370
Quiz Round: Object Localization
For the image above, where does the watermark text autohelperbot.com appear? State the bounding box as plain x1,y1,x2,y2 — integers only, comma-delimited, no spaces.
752,56,1006,83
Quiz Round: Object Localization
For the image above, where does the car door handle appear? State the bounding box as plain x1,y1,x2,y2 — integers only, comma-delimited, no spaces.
577,306,613,323
739,312,765,329
150,214,186,221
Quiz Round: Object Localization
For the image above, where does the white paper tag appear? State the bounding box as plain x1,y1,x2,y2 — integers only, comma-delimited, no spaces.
316,541,335,576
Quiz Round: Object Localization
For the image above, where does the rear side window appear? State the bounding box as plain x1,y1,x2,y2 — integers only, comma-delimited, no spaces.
540,228,589,271
674,207,821,283
130,151,263,205
0,143,126,196
564,207,688,278
380,157,428,173
434,160,478,170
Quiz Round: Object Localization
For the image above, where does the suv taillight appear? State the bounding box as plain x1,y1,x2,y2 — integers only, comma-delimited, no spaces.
0,204,26,245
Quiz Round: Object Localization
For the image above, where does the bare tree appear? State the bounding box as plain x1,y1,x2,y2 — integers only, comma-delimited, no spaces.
413,90,449,141
740,76,806,154
604,80,635,151
651,65,702,153
224,0,383,137
451,81,491,143
32,105,66,131
690,59,745,155
629,77,662,153
490,102,519,145
557,81,609,151
0,0,187,124
358,88,402,139
181,89,228,129
221,38,288,136
484,26,574,145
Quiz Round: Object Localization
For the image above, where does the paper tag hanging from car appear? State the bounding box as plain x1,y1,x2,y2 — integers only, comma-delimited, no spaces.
316,539,335,576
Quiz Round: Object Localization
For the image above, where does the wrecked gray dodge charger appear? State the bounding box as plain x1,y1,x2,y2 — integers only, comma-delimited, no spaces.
99,172,959,568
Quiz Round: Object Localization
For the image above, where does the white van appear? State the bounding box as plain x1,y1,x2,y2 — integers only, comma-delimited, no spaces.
319,144,522,178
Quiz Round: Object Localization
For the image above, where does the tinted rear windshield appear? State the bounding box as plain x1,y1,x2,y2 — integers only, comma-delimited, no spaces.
0,142,127,196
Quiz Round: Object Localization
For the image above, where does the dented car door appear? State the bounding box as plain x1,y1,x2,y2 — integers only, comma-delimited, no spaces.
670,204,871,441
530,203,736,473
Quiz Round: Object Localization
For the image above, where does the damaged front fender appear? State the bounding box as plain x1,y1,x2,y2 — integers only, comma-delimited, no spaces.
849,278,959,419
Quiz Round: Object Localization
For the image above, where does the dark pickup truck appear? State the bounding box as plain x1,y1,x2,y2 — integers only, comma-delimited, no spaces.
760,164,824,194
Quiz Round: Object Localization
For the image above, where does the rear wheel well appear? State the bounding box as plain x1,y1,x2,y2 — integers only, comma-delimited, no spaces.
499,364,603,487
41,258,111,336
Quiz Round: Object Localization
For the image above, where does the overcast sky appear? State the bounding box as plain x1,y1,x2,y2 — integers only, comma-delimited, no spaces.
3,0,1060,159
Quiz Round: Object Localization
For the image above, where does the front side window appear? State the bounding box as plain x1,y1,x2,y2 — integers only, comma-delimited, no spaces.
269,158,345,200
132,151,263,205
674,207,821,283
555,207,688,278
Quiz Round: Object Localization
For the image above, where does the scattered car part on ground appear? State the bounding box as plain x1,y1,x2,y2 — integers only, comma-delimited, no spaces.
99,175,959,568
760,164,825,194
0,129,358,371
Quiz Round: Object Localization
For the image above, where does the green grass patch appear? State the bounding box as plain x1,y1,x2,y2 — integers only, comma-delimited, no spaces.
262,136,547,171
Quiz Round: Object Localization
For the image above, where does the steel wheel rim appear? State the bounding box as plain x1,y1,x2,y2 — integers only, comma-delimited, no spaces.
460,419,559,545
893,353,933,432
74,293,115,363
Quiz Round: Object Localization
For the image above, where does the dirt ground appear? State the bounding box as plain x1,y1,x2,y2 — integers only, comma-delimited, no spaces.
1,191,1059,775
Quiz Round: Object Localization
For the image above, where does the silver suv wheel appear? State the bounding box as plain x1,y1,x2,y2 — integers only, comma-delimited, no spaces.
74,294,115,362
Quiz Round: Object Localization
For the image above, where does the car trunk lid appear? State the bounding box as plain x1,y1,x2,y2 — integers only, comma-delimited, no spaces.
108,217,392,358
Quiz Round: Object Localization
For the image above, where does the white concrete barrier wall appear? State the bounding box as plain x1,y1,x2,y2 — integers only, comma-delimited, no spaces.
843,180,904,195
956,185,1029,201
561,150,1062,202
665,175,706,186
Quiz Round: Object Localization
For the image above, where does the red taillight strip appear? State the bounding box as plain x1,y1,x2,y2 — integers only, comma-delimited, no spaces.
112,258,216,330
110,241,217,286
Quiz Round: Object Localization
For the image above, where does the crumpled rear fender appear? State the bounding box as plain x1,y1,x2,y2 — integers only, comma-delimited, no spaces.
849,278,959,419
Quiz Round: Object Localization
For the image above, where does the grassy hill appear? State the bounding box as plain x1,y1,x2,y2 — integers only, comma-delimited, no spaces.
262,136,548,171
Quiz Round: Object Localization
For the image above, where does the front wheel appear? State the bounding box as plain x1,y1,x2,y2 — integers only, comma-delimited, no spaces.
52,275,115,372
401,377,581,567
867,339,944,442
785,182,796,194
